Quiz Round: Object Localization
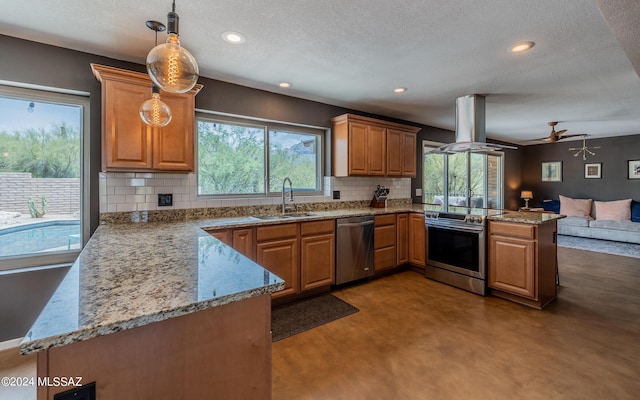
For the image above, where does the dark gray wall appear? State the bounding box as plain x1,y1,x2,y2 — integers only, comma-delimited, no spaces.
1,33,526,226
522,135,640,206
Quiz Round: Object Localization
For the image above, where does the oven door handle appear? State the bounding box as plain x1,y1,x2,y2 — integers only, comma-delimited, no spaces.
425,224,484,233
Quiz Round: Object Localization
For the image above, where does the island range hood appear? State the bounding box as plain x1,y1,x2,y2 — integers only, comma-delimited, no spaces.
430,94,516,153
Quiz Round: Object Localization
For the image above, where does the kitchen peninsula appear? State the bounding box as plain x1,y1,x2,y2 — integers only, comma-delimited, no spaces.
487,211,564,309
20,221,285,399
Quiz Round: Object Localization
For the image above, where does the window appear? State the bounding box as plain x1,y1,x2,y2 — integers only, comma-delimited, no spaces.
197,114,323,197
0,85,89,270
422,141,503,210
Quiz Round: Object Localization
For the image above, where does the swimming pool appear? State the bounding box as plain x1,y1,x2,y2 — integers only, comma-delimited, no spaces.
0,220,80,257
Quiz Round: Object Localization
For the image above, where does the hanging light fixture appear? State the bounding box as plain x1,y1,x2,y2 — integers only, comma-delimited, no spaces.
140,20,172,127
146,0,199,93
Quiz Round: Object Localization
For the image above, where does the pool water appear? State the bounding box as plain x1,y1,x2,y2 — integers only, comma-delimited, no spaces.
0,221,80,257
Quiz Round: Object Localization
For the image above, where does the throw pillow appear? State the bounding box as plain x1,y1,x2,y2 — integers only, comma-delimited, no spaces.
594,199,631,221
559,195,593,219
541,200,560,214
632,200,640,223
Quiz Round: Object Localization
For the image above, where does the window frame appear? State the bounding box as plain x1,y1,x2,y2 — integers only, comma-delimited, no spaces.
422,140,504,210
0,83,90,271
195,111,325,199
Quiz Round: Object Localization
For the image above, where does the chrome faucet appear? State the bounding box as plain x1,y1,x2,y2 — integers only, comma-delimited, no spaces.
282,177,294,213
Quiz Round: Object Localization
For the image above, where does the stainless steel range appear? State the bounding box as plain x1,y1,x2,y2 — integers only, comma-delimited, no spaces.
424,209,498,295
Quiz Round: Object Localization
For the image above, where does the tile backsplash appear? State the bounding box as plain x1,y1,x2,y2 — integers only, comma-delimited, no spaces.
99,173,411,213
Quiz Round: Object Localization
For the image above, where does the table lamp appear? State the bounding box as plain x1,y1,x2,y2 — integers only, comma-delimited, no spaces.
520,190,533,209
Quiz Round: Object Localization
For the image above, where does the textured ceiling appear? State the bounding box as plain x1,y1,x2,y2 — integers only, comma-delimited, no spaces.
2,0,640,145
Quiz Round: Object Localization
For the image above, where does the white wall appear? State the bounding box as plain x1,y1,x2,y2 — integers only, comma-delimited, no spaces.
99,173,411,213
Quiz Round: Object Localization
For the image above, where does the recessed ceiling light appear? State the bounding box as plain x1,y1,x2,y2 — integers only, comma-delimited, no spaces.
393,87,407,93
221,31,246,44
511,41,535,53
279,82,292,88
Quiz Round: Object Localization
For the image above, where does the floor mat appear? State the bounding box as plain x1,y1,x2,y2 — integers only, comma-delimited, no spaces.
557,235,640,258
271,294,359,342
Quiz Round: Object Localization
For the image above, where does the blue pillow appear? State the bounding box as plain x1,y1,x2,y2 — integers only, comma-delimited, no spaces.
632,200,640,222
541,199,560,214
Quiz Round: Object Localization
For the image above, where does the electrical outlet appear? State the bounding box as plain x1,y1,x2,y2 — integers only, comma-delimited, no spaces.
333,190,340,200
415,188,422,197
158,193,173,207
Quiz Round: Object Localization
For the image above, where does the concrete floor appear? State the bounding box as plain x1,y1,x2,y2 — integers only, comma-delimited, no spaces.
2,246,639,399
272,248,640,399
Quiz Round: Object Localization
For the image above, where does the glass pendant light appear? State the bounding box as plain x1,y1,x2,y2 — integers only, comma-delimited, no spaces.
140,21,172,127
146,0,199,94
140,84,172,127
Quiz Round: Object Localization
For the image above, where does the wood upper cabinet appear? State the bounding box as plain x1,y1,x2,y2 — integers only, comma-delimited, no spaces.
408,213,426,267
91,64,202,172
488,220,558,309
387,129,417,177
332,114,420,177
300,220,335,290
396,213,409,265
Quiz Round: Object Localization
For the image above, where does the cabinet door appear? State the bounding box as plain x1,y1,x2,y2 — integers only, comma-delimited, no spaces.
396,213,409,265
348,122,369,175
208,230,232,246
301,233,335,290
257,238,299,298
488,236,536,299
368,125,387,175
153,91,194,171
402,132,417,177
102,79,153,170
386,129,403,176
408,213,426,267
233,228,255,261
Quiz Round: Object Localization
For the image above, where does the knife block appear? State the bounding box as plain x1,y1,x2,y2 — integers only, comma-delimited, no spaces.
370,196,387,208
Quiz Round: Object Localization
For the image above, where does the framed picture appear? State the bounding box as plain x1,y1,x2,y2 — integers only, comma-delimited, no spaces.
629,160,640,180
541,161,562,182
584,163,601,179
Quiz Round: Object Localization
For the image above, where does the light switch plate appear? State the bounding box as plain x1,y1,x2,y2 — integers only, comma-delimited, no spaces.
415,188,422,197
158,193,173,207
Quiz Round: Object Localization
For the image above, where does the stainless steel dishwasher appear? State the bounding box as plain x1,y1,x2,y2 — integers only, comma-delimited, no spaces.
335,215,375,285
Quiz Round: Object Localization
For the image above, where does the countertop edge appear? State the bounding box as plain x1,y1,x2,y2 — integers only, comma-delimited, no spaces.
20,281,285,354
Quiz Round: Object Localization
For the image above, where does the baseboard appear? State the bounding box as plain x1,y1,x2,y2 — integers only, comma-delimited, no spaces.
0,337,23,352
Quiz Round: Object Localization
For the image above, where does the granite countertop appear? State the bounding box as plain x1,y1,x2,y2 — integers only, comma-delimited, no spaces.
487,210,566,224
20,205,429,355
20,222,285,354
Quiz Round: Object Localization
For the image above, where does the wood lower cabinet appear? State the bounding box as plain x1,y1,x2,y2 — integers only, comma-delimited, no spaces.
91,64,202,172
408,213,426,267
396,213,409,265
300,220,335,290
488,220,557,309
374,214,397,271
257,224,299,298
332,114,420,177
207,228,255,260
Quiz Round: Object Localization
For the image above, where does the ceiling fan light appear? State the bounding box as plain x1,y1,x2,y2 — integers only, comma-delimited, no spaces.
140,92,172,127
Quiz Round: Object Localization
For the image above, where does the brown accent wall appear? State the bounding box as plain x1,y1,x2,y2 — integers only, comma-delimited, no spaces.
521,135,640,206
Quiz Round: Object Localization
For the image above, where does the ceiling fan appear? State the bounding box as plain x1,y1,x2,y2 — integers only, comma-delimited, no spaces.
534,122,583,143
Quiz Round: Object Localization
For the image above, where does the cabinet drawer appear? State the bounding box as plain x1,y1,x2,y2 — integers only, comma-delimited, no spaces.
374,246,396,270
375,214,396,226
256,223,298,242
490,221,535,239
301,220,334,236
375,225,396,249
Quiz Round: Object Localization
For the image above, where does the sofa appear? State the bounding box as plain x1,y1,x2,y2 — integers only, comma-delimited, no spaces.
542,196,640,244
